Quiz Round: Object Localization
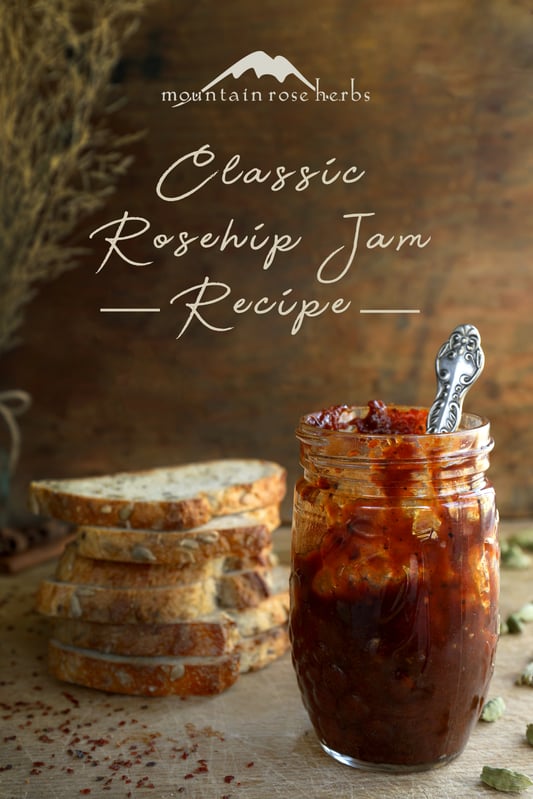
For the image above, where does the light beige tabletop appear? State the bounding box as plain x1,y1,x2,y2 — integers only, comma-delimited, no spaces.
2,521,533,799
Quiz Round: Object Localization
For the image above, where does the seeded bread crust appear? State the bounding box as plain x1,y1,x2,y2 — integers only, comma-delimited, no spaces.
74,505,281,565
30,459,287,531
47,639,241,696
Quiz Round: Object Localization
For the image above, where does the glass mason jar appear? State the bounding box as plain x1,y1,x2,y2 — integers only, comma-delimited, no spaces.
289,405,499,773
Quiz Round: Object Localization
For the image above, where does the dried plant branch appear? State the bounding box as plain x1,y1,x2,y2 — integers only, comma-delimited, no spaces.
0,0,152,354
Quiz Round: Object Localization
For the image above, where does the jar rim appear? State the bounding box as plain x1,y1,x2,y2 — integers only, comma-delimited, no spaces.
297,406,489,440
296,406,492,463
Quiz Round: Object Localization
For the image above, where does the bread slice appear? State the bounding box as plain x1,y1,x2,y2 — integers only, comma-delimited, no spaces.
225,589,290,637
36,578,218,624
52,615,240,658
47,639,241,696
74,505,280,565
47,625,289,696
238,625,290,673
54,540,275,588
35,564,288,624
50,583,290,658
30,459,286,531
217,568,273,609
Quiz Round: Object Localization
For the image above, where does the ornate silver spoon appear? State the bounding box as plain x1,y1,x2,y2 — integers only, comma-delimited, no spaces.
426,324,485,434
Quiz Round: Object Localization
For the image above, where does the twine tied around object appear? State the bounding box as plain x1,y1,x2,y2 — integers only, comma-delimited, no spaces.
0,390,32,475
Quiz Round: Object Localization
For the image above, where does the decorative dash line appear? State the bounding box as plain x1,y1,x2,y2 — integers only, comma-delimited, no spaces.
100,308,161,313
359,309,420,314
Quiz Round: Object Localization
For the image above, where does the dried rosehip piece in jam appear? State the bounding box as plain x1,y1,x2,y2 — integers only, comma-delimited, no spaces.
305,400,428,435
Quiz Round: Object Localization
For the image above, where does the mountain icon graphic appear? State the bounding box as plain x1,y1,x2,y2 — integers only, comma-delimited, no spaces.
201,50,315,93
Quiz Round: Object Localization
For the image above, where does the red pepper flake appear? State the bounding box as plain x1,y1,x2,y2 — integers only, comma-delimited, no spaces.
109,759,132,771
0,765,13,772
62,692,80,707
224,775,235,783
183,774,194,780
32,762,45,767
80,790,91,795
88,738,109,747
247,761,254,767
38,734,54,743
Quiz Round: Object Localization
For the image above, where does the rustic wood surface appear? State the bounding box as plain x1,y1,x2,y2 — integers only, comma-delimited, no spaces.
3,522,533,799
1,0,532,517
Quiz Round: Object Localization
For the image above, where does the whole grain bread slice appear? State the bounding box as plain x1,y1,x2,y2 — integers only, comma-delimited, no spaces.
30,459,286,531
217,568,273,609
74,505,280,565
47,639,241,696
54,540,275,588
36,577,218,624
36,565,289,624
52,615,240,658
51,581,290,658
238,625,290,673
225,589,290,637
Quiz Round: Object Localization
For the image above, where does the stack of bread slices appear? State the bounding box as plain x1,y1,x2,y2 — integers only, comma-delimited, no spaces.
32,458,290,697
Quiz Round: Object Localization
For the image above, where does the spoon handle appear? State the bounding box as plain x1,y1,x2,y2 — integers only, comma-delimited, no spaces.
426,324,485,434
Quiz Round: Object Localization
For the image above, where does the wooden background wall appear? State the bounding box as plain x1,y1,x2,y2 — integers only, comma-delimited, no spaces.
2,0,533,519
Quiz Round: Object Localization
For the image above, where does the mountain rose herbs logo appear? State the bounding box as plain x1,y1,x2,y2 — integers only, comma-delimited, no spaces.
162,50,371,106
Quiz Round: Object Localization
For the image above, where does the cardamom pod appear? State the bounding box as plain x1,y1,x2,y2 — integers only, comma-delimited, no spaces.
481,766,533,793
516,663,533,686
526,724,533,746
480,696,505,722
507,613,525,634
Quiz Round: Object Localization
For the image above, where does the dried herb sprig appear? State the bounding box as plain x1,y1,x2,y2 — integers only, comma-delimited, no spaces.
0,0,151,354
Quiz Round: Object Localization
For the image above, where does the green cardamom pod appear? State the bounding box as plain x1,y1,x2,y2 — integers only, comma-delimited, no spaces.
480,697,506,722
481,766,533,793
526,724,533,746
507,613,525,634
516,663,533,686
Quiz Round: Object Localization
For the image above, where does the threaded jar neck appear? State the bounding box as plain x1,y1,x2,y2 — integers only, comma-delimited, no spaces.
296,407,493,497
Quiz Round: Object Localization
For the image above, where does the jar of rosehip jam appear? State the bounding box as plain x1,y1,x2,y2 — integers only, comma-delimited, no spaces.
289,401,499,772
